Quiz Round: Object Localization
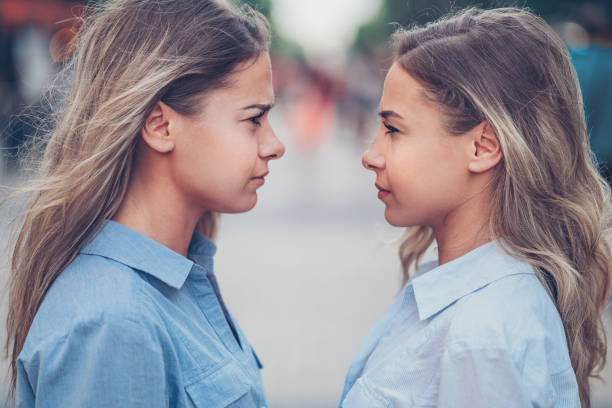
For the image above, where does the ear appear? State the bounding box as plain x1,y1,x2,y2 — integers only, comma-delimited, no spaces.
141,101,175,153
468,121,502,173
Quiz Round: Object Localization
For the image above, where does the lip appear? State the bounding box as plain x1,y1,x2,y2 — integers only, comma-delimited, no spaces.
252,177,265,187
251,171,269,187
375,183,391,200
253,171,269,179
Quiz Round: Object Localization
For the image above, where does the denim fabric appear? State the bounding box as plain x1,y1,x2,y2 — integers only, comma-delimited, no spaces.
16,220,267,408
340,241,580,407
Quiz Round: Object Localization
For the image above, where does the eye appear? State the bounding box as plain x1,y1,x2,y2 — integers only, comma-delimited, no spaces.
249,111,265,127
383,121,399,135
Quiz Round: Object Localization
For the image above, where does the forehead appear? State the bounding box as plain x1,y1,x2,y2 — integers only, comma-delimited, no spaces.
381,62,430,114
212,52,274,104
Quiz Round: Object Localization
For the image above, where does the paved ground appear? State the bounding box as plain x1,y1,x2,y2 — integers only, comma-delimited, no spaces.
1,121,611,407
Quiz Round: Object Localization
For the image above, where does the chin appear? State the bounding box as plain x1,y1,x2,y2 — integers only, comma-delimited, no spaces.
219,195,258,214
384,209,401,226
384,215,406,227
384,208,418,228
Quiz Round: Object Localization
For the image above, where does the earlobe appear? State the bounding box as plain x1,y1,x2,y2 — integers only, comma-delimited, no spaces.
141,101,175,154
467,121,502,173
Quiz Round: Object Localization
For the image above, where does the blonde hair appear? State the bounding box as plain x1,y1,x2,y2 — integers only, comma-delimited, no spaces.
393,8,611,407
5,0,270,394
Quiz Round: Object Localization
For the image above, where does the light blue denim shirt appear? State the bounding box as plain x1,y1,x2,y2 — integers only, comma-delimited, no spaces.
340,241,580,407
16,220,267,408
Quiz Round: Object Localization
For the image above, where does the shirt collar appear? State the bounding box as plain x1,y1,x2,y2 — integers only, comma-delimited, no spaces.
80,220,217,289
187,229,217,272
411,240,534,321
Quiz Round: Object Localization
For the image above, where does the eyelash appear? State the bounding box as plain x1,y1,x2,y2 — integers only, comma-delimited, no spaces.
383,122,399,135
249,111,265,127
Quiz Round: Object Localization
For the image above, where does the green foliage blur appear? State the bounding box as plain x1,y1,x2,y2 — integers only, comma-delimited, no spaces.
241,0,272,18
241,0,305,58
354,0,612,51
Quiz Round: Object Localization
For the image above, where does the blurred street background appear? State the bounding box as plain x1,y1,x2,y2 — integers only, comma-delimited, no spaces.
1,0,612,406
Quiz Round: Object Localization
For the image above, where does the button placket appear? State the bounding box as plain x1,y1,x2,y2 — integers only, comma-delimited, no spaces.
187,265,242,356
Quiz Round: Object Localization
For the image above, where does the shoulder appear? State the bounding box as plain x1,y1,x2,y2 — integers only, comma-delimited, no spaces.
44,252,155,321
446,266,571,373
20,253,164,360
438,269,580,405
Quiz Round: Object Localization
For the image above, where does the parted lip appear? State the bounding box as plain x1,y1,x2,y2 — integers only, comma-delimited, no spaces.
375,182,390,192
252,171,269,179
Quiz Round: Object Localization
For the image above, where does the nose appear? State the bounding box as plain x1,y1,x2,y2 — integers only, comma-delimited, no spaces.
362,142,384,171
259,128,285,161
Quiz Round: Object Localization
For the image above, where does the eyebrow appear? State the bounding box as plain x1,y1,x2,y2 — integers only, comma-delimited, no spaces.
242,103,275,112
378,110,404,120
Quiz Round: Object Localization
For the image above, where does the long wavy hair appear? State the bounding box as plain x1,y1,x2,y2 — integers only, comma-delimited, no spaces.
393,8,611,407
4,0,270,394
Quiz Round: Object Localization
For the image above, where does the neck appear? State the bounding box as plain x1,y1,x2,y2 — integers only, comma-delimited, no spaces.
113,160,201,257
434,177,493,265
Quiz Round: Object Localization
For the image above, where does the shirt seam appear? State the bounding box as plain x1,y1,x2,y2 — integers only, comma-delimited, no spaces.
20,308,156,365
359,377,391,406
550,365,576,378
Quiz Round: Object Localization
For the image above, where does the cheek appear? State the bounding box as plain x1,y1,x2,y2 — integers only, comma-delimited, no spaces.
385,139,467,222
184,132,259,192
168,150,256,213
171,142,218,199
401,137,465,188
387,140,435,192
